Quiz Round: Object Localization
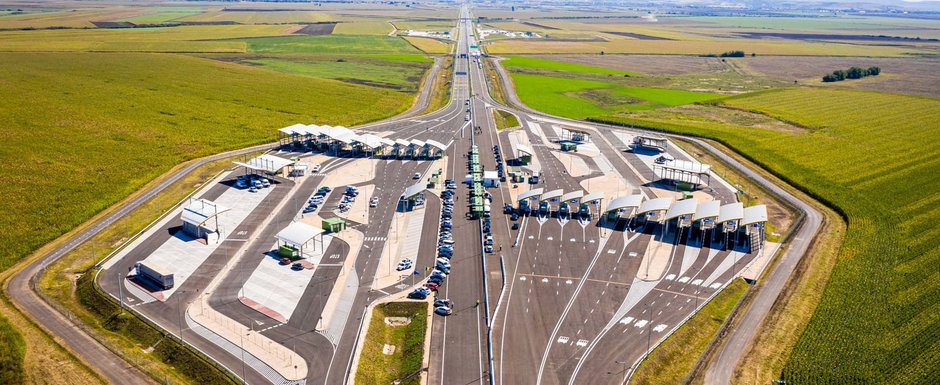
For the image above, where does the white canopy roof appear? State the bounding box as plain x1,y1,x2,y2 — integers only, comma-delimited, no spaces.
540,189,564,202
275,221,324,248
637,197,673,215
332,132,356,145
661,159,711,175
561,190,584,203
517,188,543,202
379,138,396,147
516,144,533,157
426,139,449,151
582,192,604,204
742,205,769,226
302,124,324,137
716,202,744,224
401,182,427,200
180,199,229,227
356,134,383,149
279,123,307,136
605,194,644,214
664,198,698,221
394,139,411,147
410,139,426,148
693,200,721,221
234,154,295,173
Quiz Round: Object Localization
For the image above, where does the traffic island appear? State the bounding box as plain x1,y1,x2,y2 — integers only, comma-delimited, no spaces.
354,301,431,385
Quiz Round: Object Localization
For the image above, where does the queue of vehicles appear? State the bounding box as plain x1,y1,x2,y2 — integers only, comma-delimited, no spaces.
408,188,457,317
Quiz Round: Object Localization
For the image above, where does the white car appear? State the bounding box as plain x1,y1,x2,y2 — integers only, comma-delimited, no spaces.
413,173,421,179
312,164,321,172
370,197,379,207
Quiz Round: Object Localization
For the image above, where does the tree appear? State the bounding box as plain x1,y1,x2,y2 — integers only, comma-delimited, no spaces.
867,66,881,76
822,74,838,82
846,66,866,79
832,70,847,81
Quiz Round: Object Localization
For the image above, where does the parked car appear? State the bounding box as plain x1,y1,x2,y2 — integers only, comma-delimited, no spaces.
408,288,429,299
279,258,291,265
435,306,453,316
434,298,453,308
512,223,520,230
426,282,440,290
291,262,304,271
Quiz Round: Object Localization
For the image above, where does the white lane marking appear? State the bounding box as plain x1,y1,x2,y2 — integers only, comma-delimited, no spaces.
576,339,588,347
665,274,676,281
541,278,549,283
691,279,703,286
570,238,576,242
619,316,634,325
565,280,572,285
678,276,690,283
634,319,649,328
653,324,668,333
547,236,553,241
607,249,616,254
710,283,722,289
519,276,527,281
628,252,638,257
557,336,569,344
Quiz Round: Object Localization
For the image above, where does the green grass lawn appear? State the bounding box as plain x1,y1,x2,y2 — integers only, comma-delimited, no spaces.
239,55,431,92
493,109,520,130
356,302,428,385
510,72,719,118
243,34,421,54
594,87,940,384
0,52,413,273
503,55,638,75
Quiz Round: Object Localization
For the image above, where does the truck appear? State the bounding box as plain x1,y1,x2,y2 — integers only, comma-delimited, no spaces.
579,203,590,218
539,201,549,215
135,261,174,290
558,202,569,217
529,172,540,184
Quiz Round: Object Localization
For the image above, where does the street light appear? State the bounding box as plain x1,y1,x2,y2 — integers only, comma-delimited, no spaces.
614,360,629,384
645,302,653,359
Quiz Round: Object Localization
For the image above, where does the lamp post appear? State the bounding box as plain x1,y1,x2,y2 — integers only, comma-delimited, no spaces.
614,360,629,384
645,302,652,360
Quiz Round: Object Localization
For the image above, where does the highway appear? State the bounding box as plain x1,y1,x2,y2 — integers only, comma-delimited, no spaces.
6,4,822,385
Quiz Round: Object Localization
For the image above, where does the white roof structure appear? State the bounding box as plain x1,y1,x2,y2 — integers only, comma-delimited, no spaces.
583,192,604,204
742,205,769,226
540,189,564,202
664,198,698,221
319,125,353,139
379,138,396,147
180,199,229,227
356,134,383,149
561,190,584,203
332,132,356,145
663,159,710,174
516,144,533,157
410,139,426,148
605,194,645,214
483,170,498,180
234,154,295,173
401,183,427,200
275,222,325,248
517,188,543,202
693,200,722,222
716,202,744,225
302,124,324,137
637,197,673,215
426,139,449,152
279,123,307,136
395,139,411,147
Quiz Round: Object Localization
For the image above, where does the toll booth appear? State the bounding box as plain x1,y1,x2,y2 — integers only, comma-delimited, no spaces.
322,218,346,233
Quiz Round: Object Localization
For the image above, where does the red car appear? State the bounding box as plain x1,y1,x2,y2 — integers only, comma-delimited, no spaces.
425,282,440,291
279,258,291,265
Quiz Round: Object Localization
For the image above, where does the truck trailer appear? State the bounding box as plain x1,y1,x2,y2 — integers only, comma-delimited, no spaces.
135,261,174,290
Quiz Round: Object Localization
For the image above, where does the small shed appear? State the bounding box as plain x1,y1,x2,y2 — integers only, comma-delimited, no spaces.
275,222,326,259
322,218,346,233
483,170,499,187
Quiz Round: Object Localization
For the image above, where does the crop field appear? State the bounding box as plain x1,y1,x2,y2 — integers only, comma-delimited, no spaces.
0,52,414,273
510,72,720,118
594,87,940,384
502,55,634,75
117,7,204,24
243,34,420,54
677,15,940,31
234,54,431,92
0,25,292,52
0,9,145,28
177,10,332,24
393,20,455,33
403,36,452,54
333,20,394,35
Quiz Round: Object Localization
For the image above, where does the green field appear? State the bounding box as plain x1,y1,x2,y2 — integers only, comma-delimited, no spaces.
594,87,940,384
117,7,204,24
0,52,414,273
238,55,431,92
243,34,420,54
356,302,428,385
503,55,635,75
510,72,720,118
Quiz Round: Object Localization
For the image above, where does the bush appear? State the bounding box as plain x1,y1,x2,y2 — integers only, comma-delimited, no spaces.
821,66,880,82
720,50,746,57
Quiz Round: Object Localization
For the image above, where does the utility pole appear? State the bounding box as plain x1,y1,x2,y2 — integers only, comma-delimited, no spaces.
117,272,124,314
645,302,652,359
177,294,185,345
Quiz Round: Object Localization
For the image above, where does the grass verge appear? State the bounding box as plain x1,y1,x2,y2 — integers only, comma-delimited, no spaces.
0,313,25,384
484,58,509,106
425,55,454,113
631,279,749,384
355,302,428,385
493,109,520,131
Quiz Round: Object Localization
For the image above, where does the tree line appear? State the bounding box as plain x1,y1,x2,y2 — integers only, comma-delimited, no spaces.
822,66,880,82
